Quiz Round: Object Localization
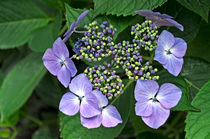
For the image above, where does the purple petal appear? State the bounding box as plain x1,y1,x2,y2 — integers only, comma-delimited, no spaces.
42,48,61,76
171,38,187,58
63,21,76,42
59,93,80,116
157,30,175,50
57,66,70,88
65,58,77,77
164,18,184,31
92,90,108,108
163,55,183,76
135,10,173,19
134,80,159,101
154,44,168,65
69,73,92,97
80,115,102,129
135,100,153,117
102,105,122,127
80,95,101,118
141,102,170,129
75,10,89,26
156,83,182,109
52,37,69,58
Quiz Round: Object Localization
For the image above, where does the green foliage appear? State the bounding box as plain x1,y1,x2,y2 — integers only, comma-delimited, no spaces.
32,128,52,139
0,128,11,138
185,80,210,139
0,53,46,120
59,80,134,139
93,0,167,16
0,112,19,127
0,0,51,49
176,0,210,22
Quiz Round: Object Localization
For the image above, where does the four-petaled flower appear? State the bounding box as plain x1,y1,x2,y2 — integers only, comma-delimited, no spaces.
154,30,187,76
42,37,77,87
63,10,89,42
59,74,101,118
134,80,182,129
81,90,122,129
135,10,184,31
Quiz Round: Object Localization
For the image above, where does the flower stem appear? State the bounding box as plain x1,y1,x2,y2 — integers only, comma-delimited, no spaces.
20,111,43,126
183,78,200,91
58,23,68,36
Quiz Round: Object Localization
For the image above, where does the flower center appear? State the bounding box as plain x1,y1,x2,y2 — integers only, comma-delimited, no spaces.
165,49,172,55
60,60,65,66
152,97,158,102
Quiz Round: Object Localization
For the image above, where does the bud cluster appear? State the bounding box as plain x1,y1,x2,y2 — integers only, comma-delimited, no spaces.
131,20,158,51
84,65,124,99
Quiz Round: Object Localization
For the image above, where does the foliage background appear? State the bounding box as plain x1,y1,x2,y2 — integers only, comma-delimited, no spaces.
0,0,209,138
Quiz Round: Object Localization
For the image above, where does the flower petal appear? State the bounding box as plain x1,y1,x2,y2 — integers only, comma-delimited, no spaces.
57,66,70,88
52,37,69,58
171,38,187,58
154,44,168,65
134,80,159,101
157,30,175,50
75,10,89,26
92,90,108,108
135,100,153,117
80,93,101,118
80,115,102,129
135,10,173,19
102,105,122,127
59,93,80,116
164,18,184,31
65,58,77,77
69,73,92,97
156,83,182,109
163,55,183,76
63,21,76,42
42,49,61,76
141,102,170,129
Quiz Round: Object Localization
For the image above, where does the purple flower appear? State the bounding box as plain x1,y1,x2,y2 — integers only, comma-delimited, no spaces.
134,80,182,129
80,90,122,129
59,74,101,118
63,10,89,42
42,37,77,87
154,30,187,76
135,10,184,31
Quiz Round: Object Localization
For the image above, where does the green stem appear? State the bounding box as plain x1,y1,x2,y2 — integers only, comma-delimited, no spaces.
10,126,18,139
149,51,155,64
20,111,43,126
58,23,68,36
184,78,200,91
110,80,133,105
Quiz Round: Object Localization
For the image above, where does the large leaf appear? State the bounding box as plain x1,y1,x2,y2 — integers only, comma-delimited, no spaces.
59,80,134,139
181,57,210,99
93,0,167,16
0,53,46,120
32,128,52,139
176,0,210,22
0,0,50,49
157,70,197,111
185,80,210,139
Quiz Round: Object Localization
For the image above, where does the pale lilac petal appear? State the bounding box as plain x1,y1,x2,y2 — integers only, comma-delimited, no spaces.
134,80,159,101
156,83,182,109
75,10,89,26
80,95,101,118
57,66,70,88
80,115,102,129
59,93,80,116
157,30,175,50
63,21,76,38
171,38,187,58
164,18,184,31
163,55,183,76
42,49,61,76
52,37,69,58
69,73,92,97
141,102,170,129
135,10,173,19
102,105,122,127
65,58,77,77
135,100,153,117
154,45,168,65
92,90,108,108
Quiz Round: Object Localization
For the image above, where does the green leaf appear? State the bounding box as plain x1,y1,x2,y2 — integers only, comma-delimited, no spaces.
0,70,3,86
32,128,52,139
0,0,50,49
59,80,135,139
93,0,167,16
185,80,210,139
29,12,62,52
157,70,197,111
0,112,19,127
0,128,11,138
0,53,46,120
176,0,210,22
181,57,210,99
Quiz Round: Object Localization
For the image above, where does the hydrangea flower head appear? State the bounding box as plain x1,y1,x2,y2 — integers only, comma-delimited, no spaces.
134,80,182,129
135,10,184,31
81,90,122,129
63,10,89,42
59,73,101,118
154,30,187,76
42,37,77,87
